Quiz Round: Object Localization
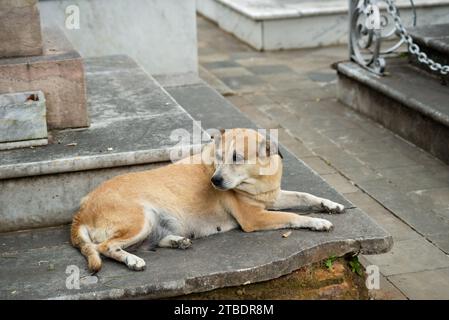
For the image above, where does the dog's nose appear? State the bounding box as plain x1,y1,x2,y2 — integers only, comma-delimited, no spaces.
211,175,224,187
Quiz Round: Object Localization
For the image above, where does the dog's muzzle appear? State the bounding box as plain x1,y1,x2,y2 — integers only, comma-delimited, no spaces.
211,175,226,190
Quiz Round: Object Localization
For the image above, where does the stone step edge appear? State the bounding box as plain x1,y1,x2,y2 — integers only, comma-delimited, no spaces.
0,144,203,180
216,0,449,21
337,60,449,128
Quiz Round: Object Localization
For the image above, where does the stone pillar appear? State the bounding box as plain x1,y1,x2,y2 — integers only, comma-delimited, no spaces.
0,0,43,58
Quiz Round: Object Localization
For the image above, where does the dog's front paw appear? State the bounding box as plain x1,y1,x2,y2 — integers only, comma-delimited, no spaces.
308,218,333,231
321,200,345,214
125,255,146,271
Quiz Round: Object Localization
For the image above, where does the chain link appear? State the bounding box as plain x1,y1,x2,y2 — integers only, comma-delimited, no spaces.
385,0,449,75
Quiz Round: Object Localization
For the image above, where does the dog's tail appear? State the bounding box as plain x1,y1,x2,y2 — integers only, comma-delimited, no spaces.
71,215,102,272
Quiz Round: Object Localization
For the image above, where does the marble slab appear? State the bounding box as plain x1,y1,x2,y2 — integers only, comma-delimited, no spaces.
0,55,201,180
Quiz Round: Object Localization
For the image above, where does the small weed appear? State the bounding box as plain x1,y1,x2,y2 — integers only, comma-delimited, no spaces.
347,256,363,276
324,255,337,270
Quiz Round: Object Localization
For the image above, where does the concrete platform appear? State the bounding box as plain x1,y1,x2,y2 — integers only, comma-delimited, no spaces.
0,55,201,233
337,59,449,165
197,0,449,50
0,74,391,300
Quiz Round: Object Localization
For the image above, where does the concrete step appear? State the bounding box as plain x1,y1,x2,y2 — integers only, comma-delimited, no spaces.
0,55,201,233
0,74,392,299
336,58,449,165
409,23,449,81
197,0,449,50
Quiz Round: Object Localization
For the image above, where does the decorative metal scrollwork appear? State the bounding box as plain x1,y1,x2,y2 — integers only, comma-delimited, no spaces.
349,0,416,75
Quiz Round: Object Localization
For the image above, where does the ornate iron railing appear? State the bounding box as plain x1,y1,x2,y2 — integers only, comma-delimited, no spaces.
349,0,449,76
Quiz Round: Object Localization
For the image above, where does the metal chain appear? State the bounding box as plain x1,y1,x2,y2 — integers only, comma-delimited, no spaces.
385,0,449,75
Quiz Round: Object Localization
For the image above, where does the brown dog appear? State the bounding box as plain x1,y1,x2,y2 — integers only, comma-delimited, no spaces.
71,128,345,272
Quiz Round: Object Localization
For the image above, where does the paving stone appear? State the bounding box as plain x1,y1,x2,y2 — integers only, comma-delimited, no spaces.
364,238,449,276
210,67,253,78
198,66,235,96
406,188,449,212
302,157,336,175
432,208,449,220
240,93,277,106
321,173,359,194
359,256,408,300
377,165,449,192
344,191,382,207
246,65,295,75
310,145,366,169
338,166,383,184
277,129,316,159
356,151,419,169
359,204,421,242
199,53,231,63
389,268,449,300
203,60,241,69
358,179,449,236
320,127,383,147
307,71,337,83
236,104,280,129
220,75,267,92
427,233,449,254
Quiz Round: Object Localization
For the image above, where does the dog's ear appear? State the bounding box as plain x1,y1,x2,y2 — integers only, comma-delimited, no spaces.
210,128,226,140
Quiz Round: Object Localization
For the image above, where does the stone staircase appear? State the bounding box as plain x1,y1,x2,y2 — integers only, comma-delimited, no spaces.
0,55,201,233
196,0,449,50
0,54,393,299
336,23,449,165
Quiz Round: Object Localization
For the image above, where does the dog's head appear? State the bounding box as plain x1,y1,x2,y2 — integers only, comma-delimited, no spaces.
209,128,283,192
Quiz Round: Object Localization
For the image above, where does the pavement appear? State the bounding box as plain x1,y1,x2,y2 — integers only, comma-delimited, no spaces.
197,14,449,300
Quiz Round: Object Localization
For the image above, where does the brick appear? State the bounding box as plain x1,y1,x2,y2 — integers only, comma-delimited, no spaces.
0,0,43,57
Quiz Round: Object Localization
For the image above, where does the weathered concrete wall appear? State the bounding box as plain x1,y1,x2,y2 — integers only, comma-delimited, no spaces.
38,0,198,75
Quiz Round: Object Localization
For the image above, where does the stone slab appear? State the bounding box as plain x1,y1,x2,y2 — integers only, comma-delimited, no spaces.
197,0,449,50
0,56,201,180
389,268,449,300
0,0,43,57
337,59,449,165
0,91,47,144
409,23,449,57
363,237,449,276
408,23,449,79
0,27,88,129
0,138,48,151
0,75,392,299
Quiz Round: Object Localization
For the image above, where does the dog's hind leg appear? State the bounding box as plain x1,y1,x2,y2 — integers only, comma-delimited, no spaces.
96,206,152,271
158,235,192,249
97,240,147,271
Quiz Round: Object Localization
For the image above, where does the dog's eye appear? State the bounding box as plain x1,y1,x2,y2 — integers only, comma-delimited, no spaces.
233,151,243,163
